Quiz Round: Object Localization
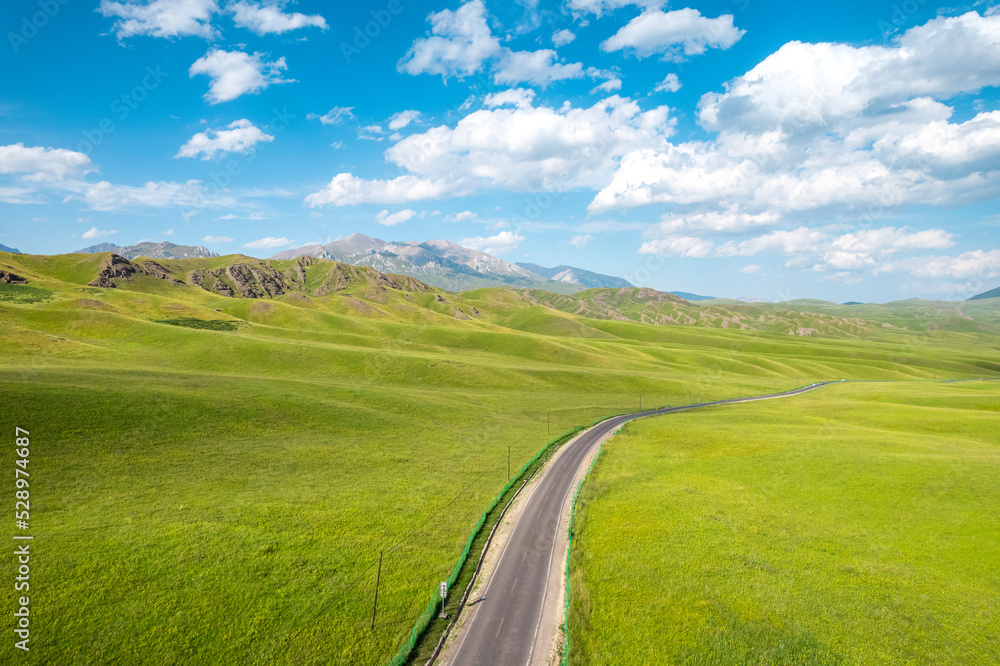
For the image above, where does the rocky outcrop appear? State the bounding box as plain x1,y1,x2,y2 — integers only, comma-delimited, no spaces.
88,253,140,288
314,262,429,296
0,270,28,284
226,263,287,298
189,262,289,298
139,260,184,285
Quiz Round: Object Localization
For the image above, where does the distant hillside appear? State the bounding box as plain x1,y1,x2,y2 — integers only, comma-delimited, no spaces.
75,241,218,260
1,250,998,338
668,291,715,301
273,234,580,293
0,244,22,254
516,262,633,289
969,286,1000,301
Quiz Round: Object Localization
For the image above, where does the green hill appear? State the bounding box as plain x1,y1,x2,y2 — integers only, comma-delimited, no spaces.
1,249,999,664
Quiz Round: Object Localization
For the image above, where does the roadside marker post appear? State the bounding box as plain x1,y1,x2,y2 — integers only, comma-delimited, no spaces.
439,581,448,619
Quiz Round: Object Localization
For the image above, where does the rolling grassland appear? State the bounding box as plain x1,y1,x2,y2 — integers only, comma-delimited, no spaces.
567,382,1000,665
0,250,997,663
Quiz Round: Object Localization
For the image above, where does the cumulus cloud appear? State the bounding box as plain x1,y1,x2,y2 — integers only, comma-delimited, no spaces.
601,8,744,59
389,110,421,131
398,0,501,78
591,77,622,94
99,0,218,39
570,233,592,247
203,235,233,243
484,88,536,109
305,95,673,206
307,106,354,125
655,73,681,93
639,225,971,280
229,1,327,34
448,210,478,222
81,226,118,240
460,230,525,254
594,11,1000,222
552,29,575,47
243,236,294,249
175,119,274,159
305,173,457,207
375,208,417,226
494,49,585,86
189,49,292,104
0,143,93,182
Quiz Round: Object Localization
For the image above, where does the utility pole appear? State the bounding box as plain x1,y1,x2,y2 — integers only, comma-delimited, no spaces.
371,551,383,630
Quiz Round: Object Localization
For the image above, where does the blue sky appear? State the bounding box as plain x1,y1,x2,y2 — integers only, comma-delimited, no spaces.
2,0,999,302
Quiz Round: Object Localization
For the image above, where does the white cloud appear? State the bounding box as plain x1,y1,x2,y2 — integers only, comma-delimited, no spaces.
189,49,292,104
203,235,234,243
484,88,536,109
639,236,715,258
570,233,592,247
494,49,585,86
307,106,354,125
306,95,674,206
448,210,478,222
0,187,41,204
654,73,681,93
229,1,326,34
375,208,417,226
889,249,1000,279
98,0,218,39
83,179,232,211
175,119,274,159
389,110,421,131
385,95,674,193
591,77,622,94
638,225,967,282
305,173,456,207
567,0,659,17
601,8,744,59
593,11,1000,219
740,264,761,274
552,29,575,47
163,228,174,236
0,143,93,182
243,236,294,249
398,0,502,78
82,226,118,240
698,12,1000,134
358,125,385,141
460,230,524,254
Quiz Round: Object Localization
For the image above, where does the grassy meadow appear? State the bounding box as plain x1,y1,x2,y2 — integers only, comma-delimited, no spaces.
567,381,1000,664
0,250,998,663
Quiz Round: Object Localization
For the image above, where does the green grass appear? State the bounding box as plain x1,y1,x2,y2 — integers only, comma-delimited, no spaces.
0,282,53,304
567,381,1000,665
156,317,242,331
1,252,998,664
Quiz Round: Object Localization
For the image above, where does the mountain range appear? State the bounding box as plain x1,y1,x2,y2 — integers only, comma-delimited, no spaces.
271,234,630,293
515,263,634,289
75,241,218,260
0,244,22,254
970,286,1000,300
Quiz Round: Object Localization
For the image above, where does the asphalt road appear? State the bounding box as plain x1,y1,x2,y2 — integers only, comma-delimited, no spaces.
446,382,832,665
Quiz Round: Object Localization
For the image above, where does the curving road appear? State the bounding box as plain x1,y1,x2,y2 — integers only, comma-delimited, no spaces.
444,382,832,666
